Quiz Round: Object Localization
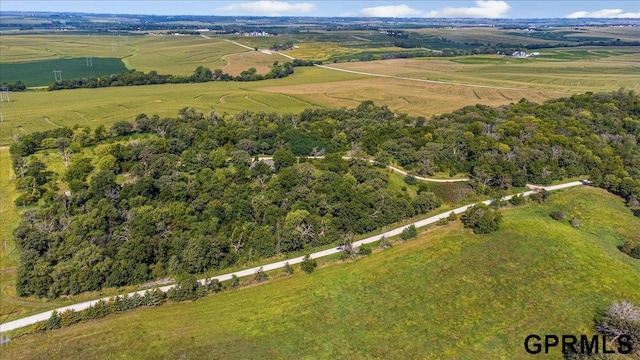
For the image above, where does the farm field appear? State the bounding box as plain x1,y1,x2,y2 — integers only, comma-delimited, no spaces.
1,187,639,359
322,49,640,93
408,25,640,45
2,45,638,145
0,57,128,87
0,34,291,82
0,67,367,145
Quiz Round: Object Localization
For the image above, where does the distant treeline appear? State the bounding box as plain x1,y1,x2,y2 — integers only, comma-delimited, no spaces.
1,81,27,91
47,59,319,91
394,38,640,55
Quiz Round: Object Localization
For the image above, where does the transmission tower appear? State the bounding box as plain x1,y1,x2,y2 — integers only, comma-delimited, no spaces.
0,87,9,103
53,70,63,82
86,56,93,67
111,42,117,52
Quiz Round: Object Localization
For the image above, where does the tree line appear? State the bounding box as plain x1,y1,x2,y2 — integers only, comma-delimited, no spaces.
47,61,302,91
9,89,640,299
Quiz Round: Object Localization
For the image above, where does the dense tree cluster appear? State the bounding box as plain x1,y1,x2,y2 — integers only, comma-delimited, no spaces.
47,62,296,91
1,81,27,91
10,89,640,298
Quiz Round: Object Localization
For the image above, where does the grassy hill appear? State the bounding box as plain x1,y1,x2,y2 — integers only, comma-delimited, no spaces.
1,186,638,359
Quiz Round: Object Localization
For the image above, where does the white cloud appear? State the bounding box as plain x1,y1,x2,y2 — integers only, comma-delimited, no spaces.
425,0,511,18
346,1,511,18
217,1,315,16
566,9,640,18
348,4,423,18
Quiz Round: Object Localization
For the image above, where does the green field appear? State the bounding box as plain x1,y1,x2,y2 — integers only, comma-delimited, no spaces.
0,57,128,87
1,187,638,359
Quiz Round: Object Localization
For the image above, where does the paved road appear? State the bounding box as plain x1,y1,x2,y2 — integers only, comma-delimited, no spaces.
0,180,587,333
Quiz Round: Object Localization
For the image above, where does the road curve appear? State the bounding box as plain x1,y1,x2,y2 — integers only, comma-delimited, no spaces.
0,180,587,333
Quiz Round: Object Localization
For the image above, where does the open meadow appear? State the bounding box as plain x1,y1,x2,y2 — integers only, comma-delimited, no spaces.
1,187,638,359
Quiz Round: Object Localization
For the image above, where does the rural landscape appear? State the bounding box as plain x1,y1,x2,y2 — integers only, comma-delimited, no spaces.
0,3,639,359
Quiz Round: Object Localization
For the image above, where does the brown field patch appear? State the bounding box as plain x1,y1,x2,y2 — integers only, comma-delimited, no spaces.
220,50,292,76
259,75,557,117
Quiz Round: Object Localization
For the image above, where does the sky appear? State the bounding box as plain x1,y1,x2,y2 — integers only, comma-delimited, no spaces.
1,1,639,19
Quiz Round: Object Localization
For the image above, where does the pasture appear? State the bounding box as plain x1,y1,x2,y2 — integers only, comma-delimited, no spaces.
2,187,639,359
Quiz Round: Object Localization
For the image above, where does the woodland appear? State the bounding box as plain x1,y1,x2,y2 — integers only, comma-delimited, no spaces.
10,89,640,298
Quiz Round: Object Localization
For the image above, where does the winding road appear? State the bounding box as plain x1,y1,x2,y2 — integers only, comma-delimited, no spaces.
0,180,587,333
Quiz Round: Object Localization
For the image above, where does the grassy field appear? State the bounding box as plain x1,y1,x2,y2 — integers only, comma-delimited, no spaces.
0,57,128,87
1,186,638,359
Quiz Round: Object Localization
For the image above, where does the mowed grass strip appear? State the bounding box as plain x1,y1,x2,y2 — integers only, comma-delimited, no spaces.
2,187,638,359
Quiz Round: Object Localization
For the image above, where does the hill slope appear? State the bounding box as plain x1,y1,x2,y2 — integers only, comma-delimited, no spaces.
1,186,639,359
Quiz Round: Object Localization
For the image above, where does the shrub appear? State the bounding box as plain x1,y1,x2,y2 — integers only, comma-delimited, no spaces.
550,210,566,220
357,246,372,255
283,262,294,275
45,310,61,330
596,300,640,351
378,235,392,249
400,224,418,240
301,254,317,273
509,194,526,206
570,217,580,228
461,203,502,234
404,175,417,185
254,267,268,282
206,278,222,293
229,274,240,288
59,309,80,327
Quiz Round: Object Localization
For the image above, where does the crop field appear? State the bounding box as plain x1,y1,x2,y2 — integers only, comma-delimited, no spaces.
123,35,249,75
3,46,637,145
0,34,267,78
322,51,640,93
0,35,135,63
0,57,128,87
2,187,639,359
219,49,292,75
0,67,367,145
